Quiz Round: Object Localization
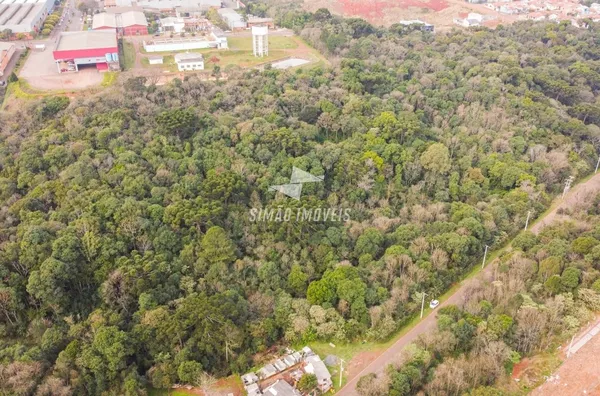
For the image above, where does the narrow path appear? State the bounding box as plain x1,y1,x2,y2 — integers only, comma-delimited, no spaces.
338,171,600,396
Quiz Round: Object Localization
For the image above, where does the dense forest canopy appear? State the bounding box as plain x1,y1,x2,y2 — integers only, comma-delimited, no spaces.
358,207,600,395
1,6,600,394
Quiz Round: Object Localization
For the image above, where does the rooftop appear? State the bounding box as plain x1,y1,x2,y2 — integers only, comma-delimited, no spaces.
55,31,118,51
174,52,204,62
0,41,14,52
305,355,332,383
93,10,147,28
263,380,301,396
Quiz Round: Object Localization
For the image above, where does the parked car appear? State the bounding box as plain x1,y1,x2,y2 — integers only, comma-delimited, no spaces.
429,300,440,309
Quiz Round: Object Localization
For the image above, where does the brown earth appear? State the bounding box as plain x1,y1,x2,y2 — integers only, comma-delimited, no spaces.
530,321,600,396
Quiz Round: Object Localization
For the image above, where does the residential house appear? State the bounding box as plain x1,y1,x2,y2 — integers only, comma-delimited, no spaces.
263,380,301,396
304,355,333,393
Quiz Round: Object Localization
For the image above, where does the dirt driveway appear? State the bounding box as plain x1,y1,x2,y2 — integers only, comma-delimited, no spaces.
531,320,600,396
19,48,104,91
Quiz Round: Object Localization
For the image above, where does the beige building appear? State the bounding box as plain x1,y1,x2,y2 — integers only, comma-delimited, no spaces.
0,41,16,77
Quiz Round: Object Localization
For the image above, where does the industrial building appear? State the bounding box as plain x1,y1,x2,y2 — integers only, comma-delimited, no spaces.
53,31,119,73
217,7,246,30
174,52,203,71
0,41,15,77
104,0,221,13
0,0,54,34
247,16,274,29
92,10,148,35
159,16,209,33
143,28,227,51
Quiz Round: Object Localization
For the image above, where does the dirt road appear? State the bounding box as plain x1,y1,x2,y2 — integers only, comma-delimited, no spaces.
338,172,600,396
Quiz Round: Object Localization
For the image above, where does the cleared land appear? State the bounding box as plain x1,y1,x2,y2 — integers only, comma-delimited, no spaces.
19,48,104,91
134,35,325,71
302,0,513,29
529,320,600,396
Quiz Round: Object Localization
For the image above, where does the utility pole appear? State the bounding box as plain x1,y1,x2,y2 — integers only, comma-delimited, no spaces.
563,176,574,199
339,358,346,388
420,292,427,319
524,210,531,231
595,155,600,174
481,245,489,269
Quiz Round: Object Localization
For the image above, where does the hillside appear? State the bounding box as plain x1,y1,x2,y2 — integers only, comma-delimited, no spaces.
1,10,600,395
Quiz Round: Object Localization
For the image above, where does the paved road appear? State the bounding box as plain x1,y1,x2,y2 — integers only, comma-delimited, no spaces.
338,171,600,396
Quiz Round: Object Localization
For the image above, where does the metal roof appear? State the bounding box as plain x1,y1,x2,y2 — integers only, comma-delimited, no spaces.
55,31,118,51
93,10,147,28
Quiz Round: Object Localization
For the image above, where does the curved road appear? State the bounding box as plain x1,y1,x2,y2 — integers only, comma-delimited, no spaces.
338,171,600,396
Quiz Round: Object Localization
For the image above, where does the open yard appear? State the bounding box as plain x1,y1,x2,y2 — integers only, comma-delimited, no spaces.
18,48,105,91
135,35,325,72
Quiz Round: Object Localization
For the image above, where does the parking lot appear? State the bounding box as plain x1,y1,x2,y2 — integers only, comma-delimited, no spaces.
19,47,104,91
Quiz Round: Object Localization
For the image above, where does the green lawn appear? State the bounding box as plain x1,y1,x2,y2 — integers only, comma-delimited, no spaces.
227,35,299,51
142,55,178,72
122,41,136,71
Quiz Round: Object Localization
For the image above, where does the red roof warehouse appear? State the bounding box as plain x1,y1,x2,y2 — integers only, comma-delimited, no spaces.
53,31,119,73
92,11,148,36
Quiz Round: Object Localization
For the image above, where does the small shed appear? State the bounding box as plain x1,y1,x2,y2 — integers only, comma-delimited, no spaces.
148,55,163,65
241,372,259,386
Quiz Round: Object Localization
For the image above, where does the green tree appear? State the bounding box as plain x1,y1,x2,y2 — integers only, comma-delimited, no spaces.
297,373,318,393
420,143,451,175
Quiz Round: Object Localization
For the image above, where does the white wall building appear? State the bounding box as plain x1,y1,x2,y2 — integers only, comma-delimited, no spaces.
148,55,163,64
160,16,186,33
143,29,227,52
218,7,246,30
174,52,204,71
252,25,268,57
0,0,54,34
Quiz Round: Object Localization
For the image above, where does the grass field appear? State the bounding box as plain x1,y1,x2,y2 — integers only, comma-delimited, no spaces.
227,36,299,51
122,41,136,71
138,35,303,71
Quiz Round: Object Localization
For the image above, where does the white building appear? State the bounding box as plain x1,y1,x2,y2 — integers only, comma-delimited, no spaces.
160,16,186,33
304,355,333,393
252,25,268,57
263,380,301,396
453,12,484,27
143,29,227,52
148,55,163,64
218,7,246,30
174,52,204,71
0,0,55,34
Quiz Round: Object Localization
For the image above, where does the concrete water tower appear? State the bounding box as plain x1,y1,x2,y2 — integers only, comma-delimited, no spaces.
252,26,269,57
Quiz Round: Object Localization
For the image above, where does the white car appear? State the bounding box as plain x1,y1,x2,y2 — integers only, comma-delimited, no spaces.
429,300,440,309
